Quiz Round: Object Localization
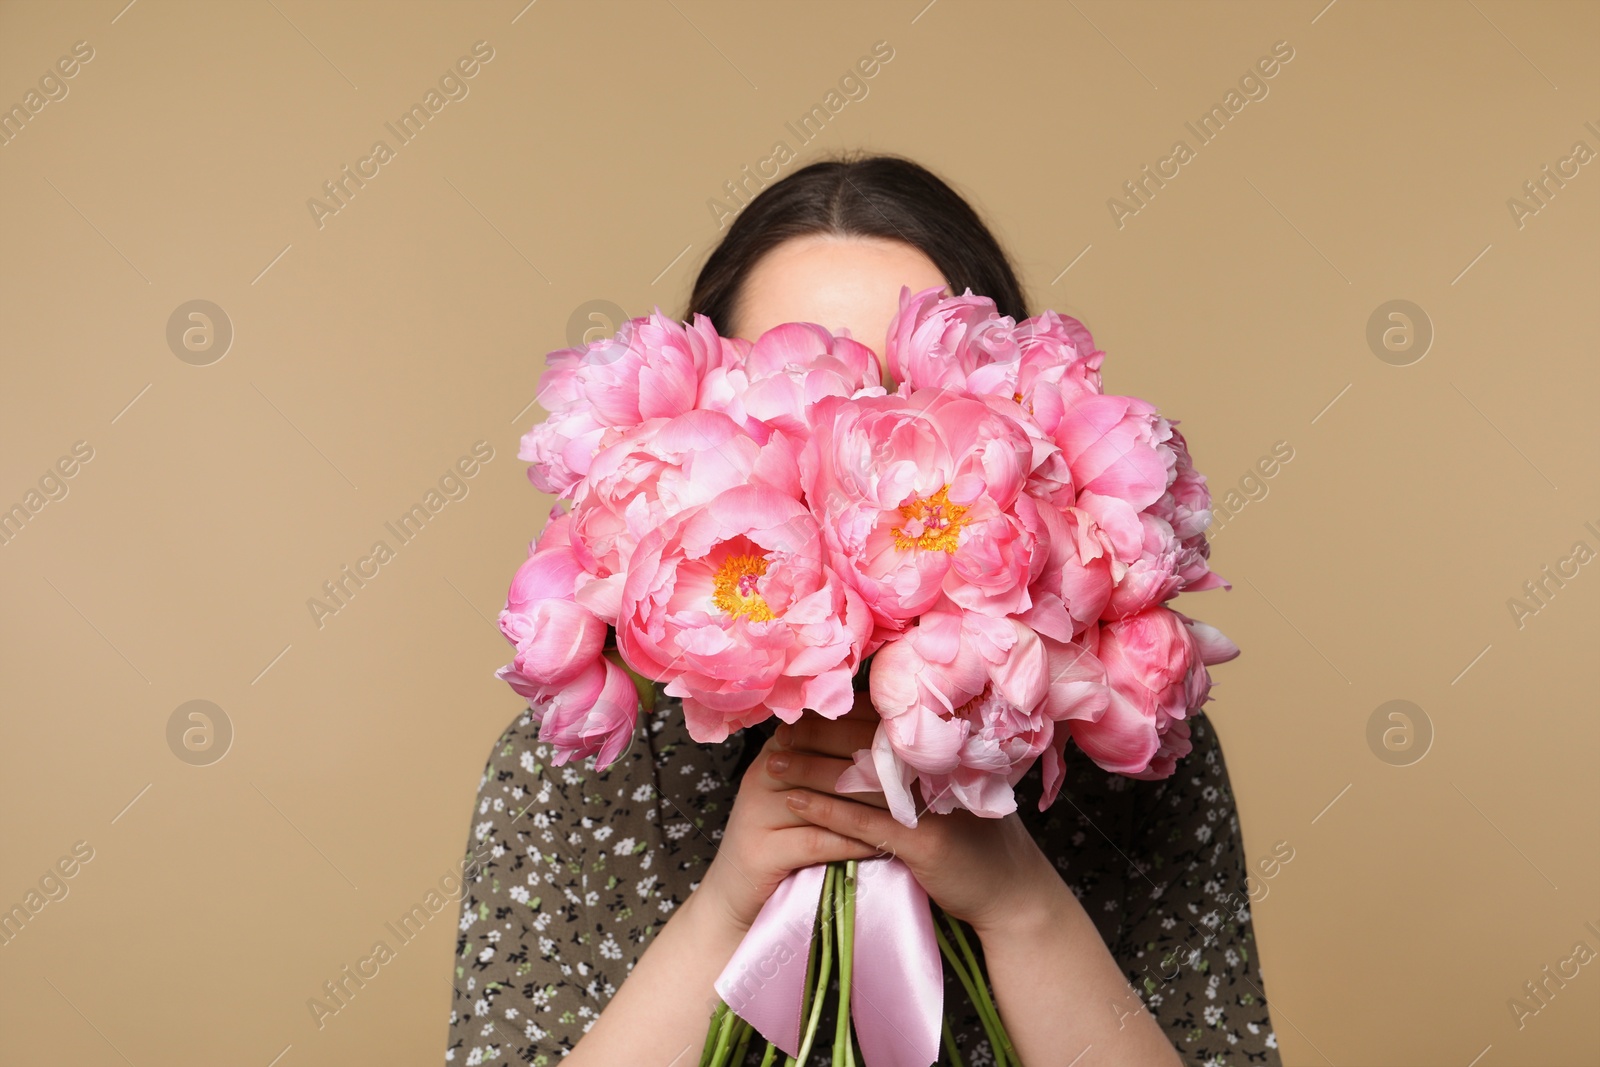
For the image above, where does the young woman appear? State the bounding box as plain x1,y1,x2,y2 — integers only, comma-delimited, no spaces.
445,156,1281,1066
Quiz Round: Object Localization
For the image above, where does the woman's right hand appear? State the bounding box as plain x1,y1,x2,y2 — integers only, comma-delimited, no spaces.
695,709,885,934
560,703,887,1067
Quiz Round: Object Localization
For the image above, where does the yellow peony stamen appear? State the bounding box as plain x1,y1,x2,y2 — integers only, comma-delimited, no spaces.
891,485,969,554
712,554,775,622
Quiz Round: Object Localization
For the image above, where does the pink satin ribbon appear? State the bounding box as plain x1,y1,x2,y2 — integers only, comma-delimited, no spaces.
713,857,942,1067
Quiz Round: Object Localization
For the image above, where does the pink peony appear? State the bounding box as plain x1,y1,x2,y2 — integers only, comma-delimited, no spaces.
564,410,801,624
518,311,737,497
1011,315,1106,444
1035,635,1114,807
801,389,1047,641
495,540,608,698
1068,606,1239,778
1015,309,1104,385
885,287,1106,411
836,607,1108,827
1146,426,1228,596
1097,515,1225,622
700,322,886,437
1090,426,1229,621
494,536,640,769
512,653,640,769
969,308,1106,410
1099,513,1185,621
1051,394,1175,514
616,484,873,743
885,286,1020,393
1022,502,1114,640
534,508,573,551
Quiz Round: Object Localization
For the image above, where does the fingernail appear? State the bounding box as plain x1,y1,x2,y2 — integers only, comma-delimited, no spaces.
768,752,790,774
775,723,792,746
785,792,809,811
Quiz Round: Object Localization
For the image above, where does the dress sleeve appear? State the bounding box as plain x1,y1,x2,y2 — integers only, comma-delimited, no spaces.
447,698,690,1065
445,705,602,1063
445,691,745,1066
1110,712,1284,1065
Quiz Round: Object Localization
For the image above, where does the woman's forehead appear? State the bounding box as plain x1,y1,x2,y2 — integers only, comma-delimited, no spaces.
731,234,948,353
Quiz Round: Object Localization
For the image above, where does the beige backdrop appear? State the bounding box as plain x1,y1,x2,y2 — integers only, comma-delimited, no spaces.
2,1,1596,1064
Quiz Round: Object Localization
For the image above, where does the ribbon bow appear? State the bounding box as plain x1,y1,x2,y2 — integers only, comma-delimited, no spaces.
714,857,943,1067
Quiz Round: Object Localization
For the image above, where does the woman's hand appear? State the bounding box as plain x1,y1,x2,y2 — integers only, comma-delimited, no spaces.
694,716,887,935
690,696,1183,1066
765,693,1068,938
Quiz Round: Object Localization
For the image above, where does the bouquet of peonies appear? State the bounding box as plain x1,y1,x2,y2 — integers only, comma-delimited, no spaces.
497,286,1239,1066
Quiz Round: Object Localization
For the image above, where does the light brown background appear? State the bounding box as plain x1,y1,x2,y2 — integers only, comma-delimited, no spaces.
2,1,1596,1064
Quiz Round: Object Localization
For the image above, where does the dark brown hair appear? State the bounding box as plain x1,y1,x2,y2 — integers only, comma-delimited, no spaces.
686,154,1028,335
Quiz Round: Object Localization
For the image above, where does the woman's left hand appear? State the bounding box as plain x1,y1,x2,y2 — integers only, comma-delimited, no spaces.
766,693,1068,937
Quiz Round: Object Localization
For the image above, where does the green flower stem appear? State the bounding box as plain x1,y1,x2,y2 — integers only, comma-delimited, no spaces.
700,1002,729,1067
730,1015,754,1066
787,863,836,1067
712,1017,736,1067
845,860,860,1067
941,1014,965,1067
833,860,858,1067
932,921,1010,1067
943,913,1016,1066
709,1003,737,1066
798,868,822,1035
838,857,864,1067
929,923,982,1029
758,1040,779,1067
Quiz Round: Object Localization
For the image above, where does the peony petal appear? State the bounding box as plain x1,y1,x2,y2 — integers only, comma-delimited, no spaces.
1183,616,1241,666
1068,688,1159,775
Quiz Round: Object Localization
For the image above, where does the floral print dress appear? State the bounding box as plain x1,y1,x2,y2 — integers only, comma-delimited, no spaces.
445,687,1281,1066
